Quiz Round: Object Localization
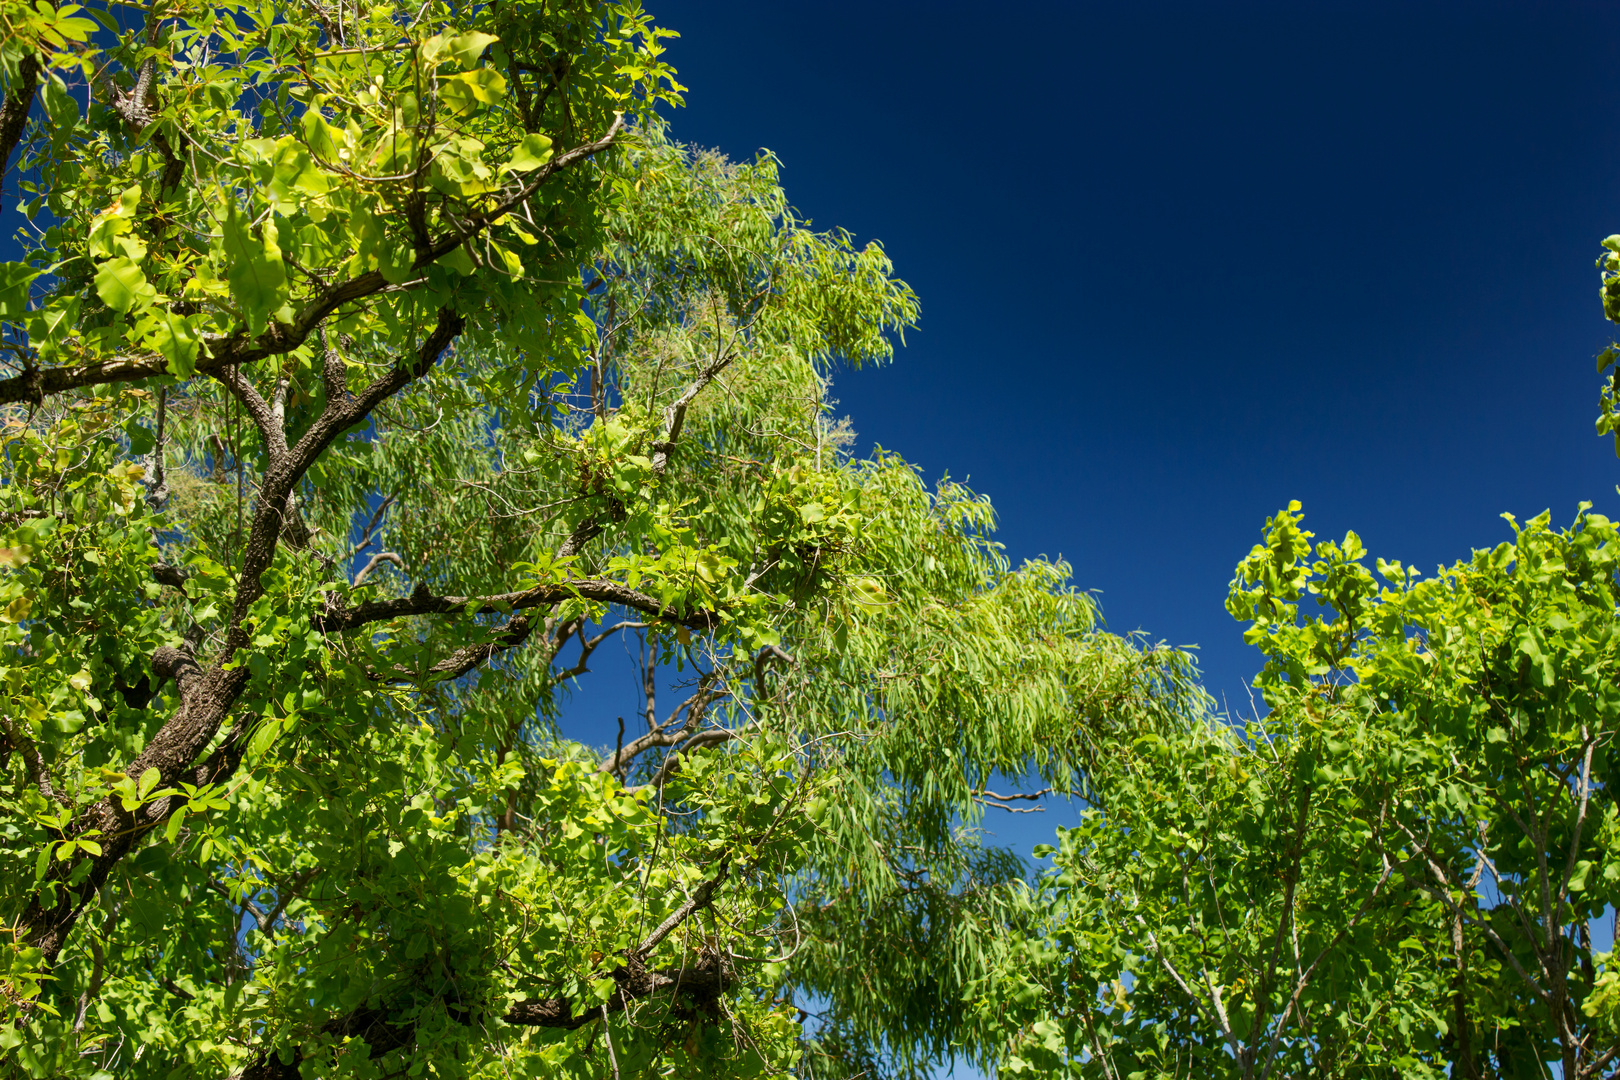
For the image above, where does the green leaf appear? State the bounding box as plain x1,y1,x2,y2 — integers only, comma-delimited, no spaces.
144,310,202,378
488,241,523,277
445,32,499,68
113,184,141,220
377,240,416,285
245,717,281,763
440,244,475,275
301,109,346,162
850,576,888,613
42,74,79,133
1570,860,1594,892
94,258,150,313
28,295,79,362
0,263,41,321
223,203,288,336
440,68,507,115
506,133,554,172
126,421,155,457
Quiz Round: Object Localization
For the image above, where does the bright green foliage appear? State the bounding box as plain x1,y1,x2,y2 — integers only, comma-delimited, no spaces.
1597,234,1620,455
2,0,680,397
985,502,1620,1079
961,214,1620,1080
781,518,1204,1078
0,6,1194,1078
980,701,1450,1078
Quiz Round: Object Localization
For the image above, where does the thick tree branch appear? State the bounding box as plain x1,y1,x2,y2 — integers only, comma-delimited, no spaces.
974,788,1051,814
555,619,648,683
70,933,105,1033
209,866,319,938
506,859,733,1027
751,643,795,693
547,327,738,565
144,387,170,509
643,728,738,790
649,348,737,476
214,365,288,461
19,310,464,964
0,52,39,183
351,551,402,587
349,491,397,556
226,307,463,653
601,675,727,778
317,577,719,635
370,614,538,684
104,34,188,195
501,947,733,1029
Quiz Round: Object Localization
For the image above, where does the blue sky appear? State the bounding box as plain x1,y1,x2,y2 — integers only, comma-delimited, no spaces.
571,4,1620,1072
637,0,1620,720
560,0,1620,812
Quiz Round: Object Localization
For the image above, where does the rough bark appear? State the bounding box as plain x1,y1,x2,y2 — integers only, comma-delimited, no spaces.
20,311,465,963
316,577,719,635
0,51,39,182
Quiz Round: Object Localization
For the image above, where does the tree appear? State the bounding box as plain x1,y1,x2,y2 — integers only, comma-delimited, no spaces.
963,224,1620,1080
984,500,1620,1079
0,3,1191,1077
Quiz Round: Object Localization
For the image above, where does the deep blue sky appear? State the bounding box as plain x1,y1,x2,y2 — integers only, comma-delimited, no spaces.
637,0,1620,723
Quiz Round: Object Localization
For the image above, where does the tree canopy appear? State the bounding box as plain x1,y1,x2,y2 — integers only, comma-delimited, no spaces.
9,4,1620,1080
0,3,1192,1077
962,237,1620,1079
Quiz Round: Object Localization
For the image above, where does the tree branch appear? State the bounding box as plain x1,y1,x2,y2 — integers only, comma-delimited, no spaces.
555,619,648,683
649,348,737,477
350,491,398,556
0,117,622,406
502,947,733,1029
213,365,288,461
974,789,1050,814
600,675,725,777
0,52,39,183
317,578,719,635
1138,916,1240,1061
507,858,733,1026
19,311,464,964
144,387,170,510
369,614,538,684
643,728,738,790
350,551,402,587
70,933,104,1033
238,857,732,1077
